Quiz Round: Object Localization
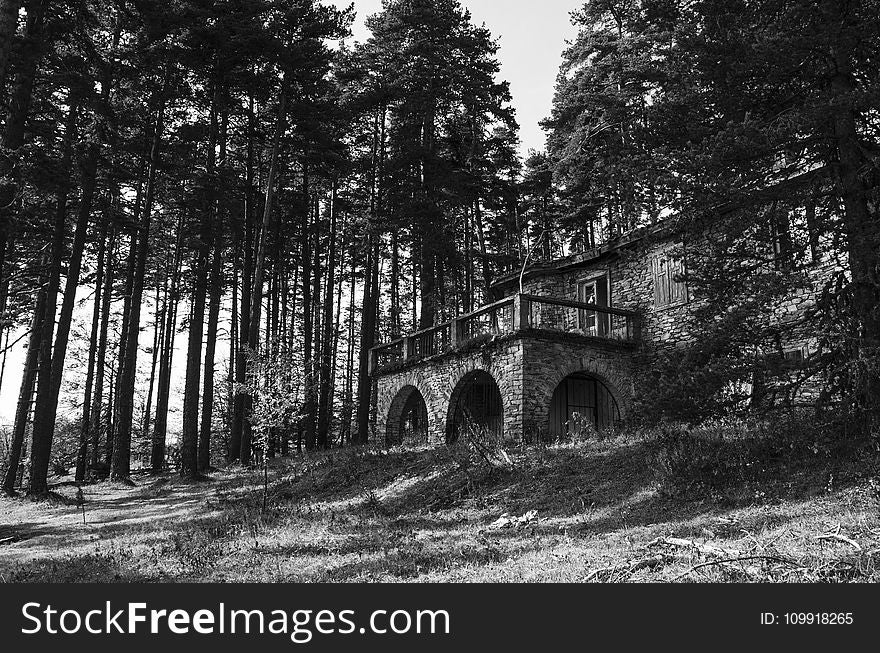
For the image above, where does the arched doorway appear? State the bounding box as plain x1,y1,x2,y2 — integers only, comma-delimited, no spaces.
549,372,620,439
386,386,429,447
446,370,504,443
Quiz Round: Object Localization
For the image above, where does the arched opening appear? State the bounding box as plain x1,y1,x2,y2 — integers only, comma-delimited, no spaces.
446,370,504,443
549,372,620,439
386,386,429,447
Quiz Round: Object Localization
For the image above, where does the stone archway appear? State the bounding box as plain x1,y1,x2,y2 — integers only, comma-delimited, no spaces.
375,369,447,446
548,372,621,439
385,385,430,447
521,340,635,442
445,370,504,444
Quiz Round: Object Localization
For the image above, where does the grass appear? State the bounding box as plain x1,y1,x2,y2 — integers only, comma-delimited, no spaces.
0,428,878,583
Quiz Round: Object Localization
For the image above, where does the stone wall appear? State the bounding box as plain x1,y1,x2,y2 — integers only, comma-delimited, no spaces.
374,228,848,445
518,241,694,350
375,337,525,445
520,336,637,440
520,232,845,360
374,333,636,444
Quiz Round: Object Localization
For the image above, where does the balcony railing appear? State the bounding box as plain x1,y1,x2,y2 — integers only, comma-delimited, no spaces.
369,293,640,375
522,295,641,343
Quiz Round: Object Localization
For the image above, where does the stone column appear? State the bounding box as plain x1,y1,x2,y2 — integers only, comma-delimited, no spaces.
512,294,531,332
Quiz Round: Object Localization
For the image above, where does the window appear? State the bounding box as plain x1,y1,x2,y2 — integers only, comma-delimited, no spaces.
653,252,687,308
577,273,610,336
771,212,796,270
782,346,810,368
767,203,824,269
784,349,804,364
805,202,821,263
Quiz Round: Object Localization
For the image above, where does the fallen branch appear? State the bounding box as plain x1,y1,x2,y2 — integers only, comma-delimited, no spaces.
647,537,736,558
584,555,670,583
816,533,862,551
673,555,800,582
583,565,618,583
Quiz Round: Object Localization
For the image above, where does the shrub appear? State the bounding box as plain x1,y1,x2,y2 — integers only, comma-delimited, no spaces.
449,420,513,472
644,411,877,500
51,460,69,477
645,422,730,497
566,413,600,443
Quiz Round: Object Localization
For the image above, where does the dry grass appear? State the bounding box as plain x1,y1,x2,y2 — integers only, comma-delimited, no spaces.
0,431,878,583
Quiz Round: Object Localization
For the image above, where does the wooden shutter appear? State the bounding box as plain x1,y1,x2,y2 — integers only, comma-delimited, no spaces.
669,257,687,304
654,253,687,307
653,256,670,306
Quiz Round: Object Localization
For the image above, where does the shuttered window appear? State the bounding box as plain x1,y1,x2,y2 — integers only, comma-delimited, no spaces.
577,274,610,336
653,253,688,308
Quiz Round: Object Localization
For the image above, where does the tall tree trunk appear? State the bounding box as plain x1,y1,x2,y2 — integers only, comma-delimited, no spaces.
0,329,9,399
242,81,287,464
343,256,357,444
355,238,380,446
829,35,880,423
141,274,165,446
355,108,385,445
472,200,493,304
228,216,239,448
419,238,436,329
28,97,77,495
185,70,228,476
306,195,321,451
151,214,183,472
111,83,168,481
198,243,223,471
418,99,437,330
1,0,45,146
76,223,108,482
317,182,338,449
0,0,48,273
90,226,115,469
232,94,257,463
411,235,419,331
181,251,209,478
2,282,44,495
299,161,314,452
0,0,21,88
109,176,143,466
327,225,348,448
30,110,102,491
0,235,9,387
390,230,401,338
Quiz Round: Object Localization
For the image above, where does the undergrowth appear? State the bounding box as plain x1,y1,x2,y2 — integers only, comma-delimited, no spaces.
2,414,878,583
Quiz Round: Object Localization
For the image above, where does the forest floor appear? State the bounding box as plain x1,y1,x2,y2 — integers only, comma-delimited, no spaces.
1,434,879,583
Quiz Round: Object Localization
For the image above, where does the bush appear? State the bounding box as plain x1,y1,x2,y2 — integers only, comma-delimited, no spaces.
643,412,874,499
645,422,731,497
51,460,69,477
449,420,513,472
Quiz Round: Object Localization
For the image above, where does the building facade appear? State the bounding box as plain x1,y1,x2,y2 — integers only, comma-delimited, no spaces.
370,224,840,446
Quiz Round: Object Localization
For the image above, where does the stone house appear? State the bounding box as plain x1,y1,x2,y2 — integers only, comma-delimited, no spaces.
370,220,841,446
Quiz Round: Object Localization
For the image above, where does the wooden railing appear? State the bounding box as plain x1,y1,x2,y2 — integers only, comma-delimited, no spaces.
369,293,640,375
371,339,406,374
522,295,641,343
458,296,516,342
409,323,452,359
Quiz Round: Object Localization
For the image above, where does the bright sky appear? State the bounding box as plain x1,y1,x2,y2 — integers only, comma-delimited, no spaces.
327,0,581,155
0,0,581,426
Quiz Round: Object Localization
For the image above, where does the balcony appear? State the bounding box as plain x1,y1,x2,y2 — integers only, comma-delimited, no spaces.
369,293,641,376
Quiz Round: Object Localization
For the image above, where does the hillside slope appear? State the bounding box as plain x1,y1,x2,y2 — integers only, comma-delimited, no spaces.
1,435,878,583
